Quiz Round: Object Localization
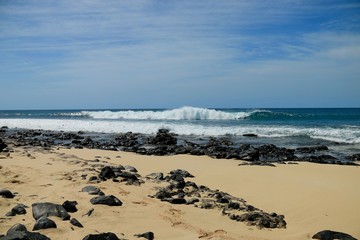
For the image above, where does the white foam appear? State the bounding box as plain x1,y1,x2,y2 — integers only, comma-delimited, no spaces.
80,106,262,120
1,118,359,143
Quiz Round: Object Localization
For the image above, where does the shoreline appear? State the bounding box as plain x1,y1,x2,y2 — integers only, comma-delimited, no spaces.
1,127,360,165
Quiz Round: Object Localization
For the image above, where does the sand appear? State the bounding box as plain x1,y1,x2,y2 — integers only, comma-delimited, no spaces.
1,146,359,239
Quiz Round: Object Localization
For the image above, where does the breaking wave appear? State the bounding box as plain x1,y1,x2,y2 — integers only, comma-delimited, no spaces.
80,107,266,120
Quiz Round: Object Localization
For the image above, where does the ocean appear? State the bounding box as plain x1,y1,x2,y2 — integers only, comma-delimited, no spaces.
1,107,360,158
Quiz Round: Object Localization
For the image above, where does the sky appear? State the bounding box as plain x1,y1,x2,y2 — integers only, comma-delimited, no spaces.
0,0,359,109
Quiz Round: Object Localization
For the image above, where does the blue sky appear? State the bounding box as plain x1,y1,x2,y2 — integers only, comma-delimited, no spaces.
0,0,359,109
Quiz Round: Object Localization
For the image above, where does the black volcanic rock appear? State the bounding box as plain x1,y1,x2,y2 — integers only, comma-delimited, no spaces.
0,138,7,152
2,223,50,240
99,166,116,180
134,231,154,240
82,232,120,240
346,153,360,161
70,218,84,228
90,195,123,206
82,186,105,196
33,217,57,230
148,129,177,145
312,230,357,240
0,190,14,199
32,202,70,220
62,200,78,213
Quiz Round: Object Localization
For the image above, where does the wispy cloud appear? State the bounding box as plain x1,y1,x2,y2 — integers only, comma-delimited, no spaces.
0,0,359,108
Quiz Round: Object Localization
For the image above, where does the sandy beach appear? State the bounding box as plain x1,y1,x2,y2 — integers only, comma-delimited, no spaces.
1,146,360,239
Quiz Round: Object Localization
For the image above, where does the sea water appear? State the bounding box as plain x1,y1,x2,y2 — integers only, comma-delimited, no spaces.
1,107,359,157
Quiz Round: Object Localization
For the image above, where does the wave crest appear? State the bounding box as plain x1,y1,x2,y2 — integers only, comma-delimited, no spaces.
81,107,264,120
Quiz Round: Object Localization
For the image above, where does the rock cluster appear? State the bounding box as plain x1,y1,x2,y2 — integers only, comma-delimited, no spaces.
150,169,287,229
2,128,359,165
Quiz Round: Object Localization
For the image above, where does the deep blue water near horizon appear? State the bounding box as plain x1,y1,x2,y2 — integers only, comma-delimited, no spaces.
1,107,360,159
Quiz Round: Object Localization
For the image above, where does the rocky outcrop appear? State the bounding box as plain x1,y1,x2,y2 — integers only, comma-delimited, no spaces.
150,169,287,229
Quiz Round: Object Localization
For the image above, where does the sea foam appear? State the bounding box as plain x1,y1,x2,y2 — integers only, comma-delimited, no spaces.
1,118,359,143
80,106,262,120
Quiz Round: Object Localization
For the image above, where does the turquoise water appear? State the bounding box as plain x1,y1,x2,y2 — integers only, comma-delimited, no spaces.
1,107,359,146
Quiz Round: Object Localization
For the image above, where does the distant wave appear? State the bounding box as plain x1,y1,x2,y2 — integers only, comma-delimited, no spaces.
80,107,267,120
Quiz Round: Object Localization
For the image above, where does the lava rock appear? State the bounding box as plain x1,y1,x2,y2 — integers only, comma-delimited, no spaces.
90,195,123,206
70,218,84,228
33,217,57,230
82,232,120,240
99,166,116,180
62,200,78,213
0,190,14,199
148,129,177,145
145,172,164,180
162,198,187,204
1,223,50,240
312,230,357,240
8,204,27,216
134,231,155,240
243,134,258,137
124,165,138,173
6,224,27,235
169,169,194,178
0,139,7,152
346,153,360,161
82,186,105,196
32,202,70,220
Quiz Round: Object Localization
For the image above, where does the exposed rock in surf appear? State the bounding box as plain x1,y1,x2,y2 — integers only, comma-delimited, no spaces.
147,129,177,145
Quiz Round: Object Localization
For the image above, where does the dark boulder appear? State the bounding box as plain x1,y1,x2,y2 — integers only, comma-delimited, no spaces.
82,186,105,196
70,218,84,228
148,129,177,145
82,232,120,240
33,217,57,230
6,224,27,235
0,139,7,152
99,166,116,180
0,232,50,240
0,190,14,199
236,144,259,161
257,144,296,162
124,165,138,173
145,172,164,180
346,153,360,161
312,230,357,240
2,223,50,240
162,198,187,205
7,204,27,216
62,200,78,213
90,195,123,206
169,169,194,178
32,202,70,220
243,134,258,137
134,231,155,240
229,211,286,229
